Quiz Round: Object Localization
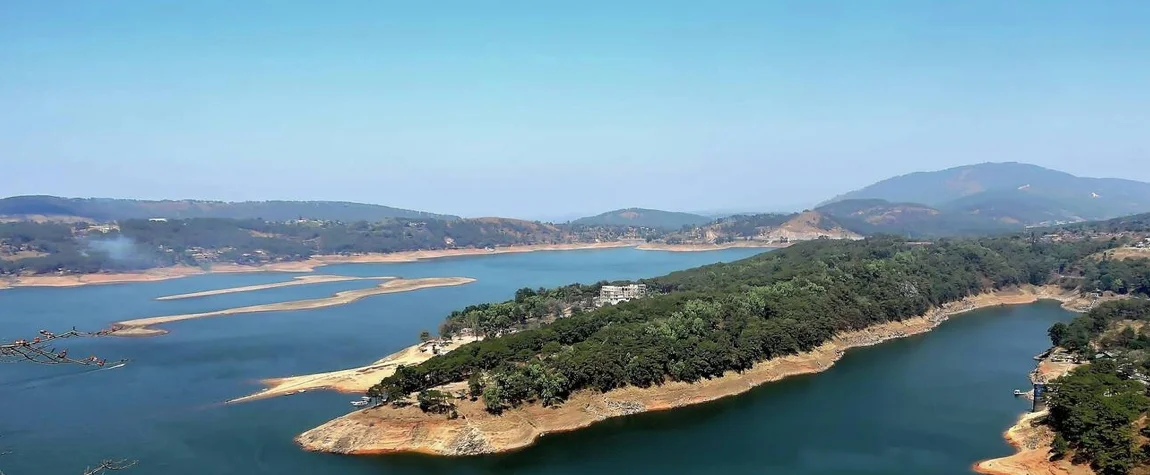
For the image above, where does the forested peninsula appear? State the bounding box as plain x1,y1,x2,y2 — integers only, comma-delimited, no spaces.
297,217,1150,456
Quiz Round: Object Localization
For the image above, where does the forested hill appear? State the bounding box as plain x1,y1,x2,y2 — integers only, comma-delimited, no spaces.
822,162,1150,225
814,199,1022,238
0,195,458,222
0,217,647,275
369,231,1128,413
571,208,713,230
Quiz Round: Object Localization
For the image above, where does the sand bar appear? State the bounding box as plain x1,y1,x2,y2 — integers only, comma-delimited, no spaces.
295,285,1089,456
155,275,396,300
1,241,785,291
0,242,640,290
228,335,482,404
635,241,789,252
112,277,476,337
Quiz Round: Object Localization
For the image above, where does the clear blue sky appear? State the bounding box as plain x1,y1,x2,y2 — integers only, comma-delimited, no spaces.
2,1,1147,219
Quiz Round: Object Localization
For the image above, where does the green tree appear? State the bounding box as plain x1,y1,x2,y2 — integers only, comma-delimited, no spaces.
483,383,506,414
467,372,484,400
1048,322,1069,347
419,330,432,343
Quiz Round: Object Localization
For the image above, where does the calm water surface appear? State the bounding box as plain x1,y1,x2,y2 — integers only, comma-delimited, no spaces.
0,248,1068,474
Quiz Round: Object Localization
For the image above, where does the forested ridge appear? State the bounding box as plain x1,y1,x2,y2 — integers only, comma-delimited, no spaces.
0,217,649,275
370,233,1121,414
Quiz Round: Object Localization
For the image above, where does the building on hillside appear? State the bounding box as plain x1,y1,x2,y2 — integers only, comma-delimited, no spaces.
594,284,648,307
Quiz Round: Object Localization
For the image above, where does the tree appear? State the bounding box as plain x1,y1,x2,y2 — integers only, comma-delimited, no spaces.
1048,322,1069,347
1050,434,1069,460
482,383,506,414
467,372,484,400
418,330,431,343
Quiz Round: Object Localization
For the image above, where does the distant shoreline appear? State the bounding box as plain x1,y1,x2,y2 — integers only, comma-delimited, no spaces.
294,285,1088,457
112,277,476,337
0,241,781,290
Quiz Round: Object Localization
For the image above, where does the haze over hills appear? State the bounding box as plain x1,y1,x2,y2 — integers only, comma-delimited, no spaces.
824,162,1150,224
570,208,713,230
0,196,458,222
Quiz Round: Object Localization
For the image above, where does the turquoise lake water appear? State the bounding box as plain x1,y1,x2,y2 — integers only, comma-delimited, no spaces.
0,247,1070,474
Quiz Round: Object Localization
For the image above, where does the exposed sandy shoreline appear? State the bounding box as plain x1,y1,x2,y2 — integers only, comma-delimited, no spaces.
633,241,788,252
0,242,656,290
112,277,476,337
228,335,482,404
154,275,396,300
973,359,1092,475
295,285,1083,457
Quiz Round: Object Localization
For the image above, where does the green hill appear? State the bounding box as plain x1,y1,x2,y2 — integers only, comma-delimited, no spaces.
571,208,713,230
823,162,1150,224
815,199,1020,238
0,196,458,222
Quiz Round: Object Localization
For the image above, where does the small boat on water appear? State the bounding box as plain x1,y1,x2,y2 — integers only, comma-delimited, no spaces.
350,400,369,407
1013,389,1025,396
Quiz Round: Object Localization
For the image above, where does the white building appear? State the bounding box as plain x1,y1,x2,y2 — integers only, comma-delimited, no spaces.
595,284,648,306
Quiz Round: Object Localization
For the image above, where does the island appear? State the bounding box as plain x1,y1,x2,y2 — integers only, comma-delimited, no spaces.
290,222,1150,457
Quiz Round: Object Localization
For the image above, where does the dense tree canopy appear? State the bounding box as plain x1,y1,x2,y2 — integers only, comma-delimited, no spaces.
371,235,1126,415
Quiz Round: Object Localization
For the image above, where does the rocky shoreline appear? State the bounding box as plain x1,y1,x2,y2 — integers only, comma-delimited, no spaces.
296,285,1080,457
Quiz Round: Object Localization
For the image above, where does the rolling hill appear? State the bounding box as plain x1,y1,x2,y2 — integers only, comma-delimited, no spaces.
0,196,459,223
571,208,714,230
822,162,1150,224
814,199,1019,238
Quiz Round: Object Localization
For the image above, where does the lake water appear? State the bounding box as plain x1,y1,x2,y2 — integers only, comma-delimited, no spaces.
0,247,1070,475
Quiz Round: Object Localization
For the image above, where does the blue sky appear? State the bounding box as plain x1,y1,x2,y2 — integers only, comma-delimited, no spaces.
2,1,1147,219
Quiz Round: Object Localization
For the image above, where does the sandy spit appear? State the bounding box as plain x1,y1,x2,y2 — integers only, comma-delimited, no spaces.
228,335,483,404
154,275,396,301
295,285,1082,457
112,277,476,337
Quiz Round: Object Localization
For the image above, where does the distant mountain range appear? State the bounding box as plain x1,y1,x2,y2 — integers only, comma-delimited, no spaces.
0,196,458,222
823,162,1150,225
7,162,1150,241
570,208,714,230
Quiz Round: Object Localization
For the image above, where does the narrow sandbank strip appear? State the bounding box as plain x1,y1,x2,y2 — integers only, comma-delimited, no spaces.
3,241,790,291
635,241,789,252
227,335,482,404
112,277,476,337
0,261,317,289
155,275,396,300
0,242,632,290
295,285,1089,457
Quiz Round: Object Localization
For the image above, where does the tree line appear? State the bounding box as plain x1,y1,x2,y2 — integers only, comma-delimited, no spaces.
1045,299,1150,475
369,234,1123,415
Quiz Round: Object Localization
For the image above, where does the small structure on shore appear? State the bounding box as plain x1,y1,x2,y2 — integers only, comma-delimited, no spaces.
594,284,648,307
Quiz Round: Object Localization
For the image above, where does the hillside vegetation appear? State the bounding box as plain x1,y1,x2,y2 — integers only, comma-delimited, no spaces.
369,232,1120,414
824,162,1150,225
571,208,713,230
0,217,640,275
0,195,458,222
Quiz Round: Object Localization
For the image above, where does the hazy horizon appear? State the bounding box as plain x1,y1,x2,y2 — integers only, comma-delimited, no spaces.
3,2,1147,219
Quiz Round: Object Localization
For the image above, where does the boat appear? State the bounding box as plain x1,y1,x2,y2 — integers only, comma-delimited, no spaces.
1013,389,1025,396
350,400,369,407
